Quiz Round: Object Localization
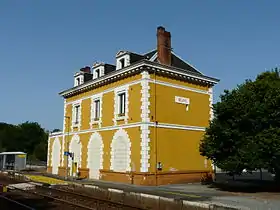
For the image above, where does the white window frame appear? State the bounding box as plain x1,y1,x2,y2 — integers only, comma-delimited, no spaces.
72,101,82,129
116,54,130,70
114,86,129,124
90,94,103,128
74,75,83,87
118,91,126,115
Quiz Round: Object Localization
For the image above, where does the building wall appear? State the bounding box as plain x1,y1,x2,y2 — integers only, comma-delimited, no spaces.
48,70,214,184
148,74,212,178
58,126,141,177
149,127,212,173
63,74,142,134
149,74,211,127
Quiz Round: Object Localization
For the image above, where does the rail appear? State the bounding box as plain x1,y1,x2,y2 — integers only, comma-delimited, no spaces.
0,194,35,210
35,185,145,209
9,186,93,210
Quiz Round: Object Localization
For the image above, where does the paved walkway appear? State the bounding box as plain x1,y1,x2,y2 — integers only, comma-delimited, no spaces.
27,173,280,210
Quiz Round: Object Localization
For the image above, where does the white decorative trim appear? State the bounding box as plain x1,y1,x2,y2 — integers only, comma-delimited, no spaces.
54,122,206,137
71,100,82,131
110,128,131,172
51,137,61,174
65,78,210,107
149,79,209,95
47,138,51,167
90,93,103,128
87,132,104,179
140,71,151,172
113,85,129,125
208,87,214,121
62,100,66,166
141,71,151,122
69,134,82,175
151,123,205,131
140,124,150,172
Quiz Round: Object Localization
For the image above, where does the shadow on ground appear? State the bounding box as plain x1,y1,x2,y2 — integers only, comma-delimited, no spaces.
206,172,280,193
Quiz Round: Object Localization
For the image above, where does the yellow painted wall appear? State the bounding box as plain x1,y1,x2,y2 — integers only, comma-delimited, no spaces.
102,92,114,127
128,85,142,123
149,127,212,173
81,99,91,130
148,74,212,173
63,75,142,132
150,76,211,127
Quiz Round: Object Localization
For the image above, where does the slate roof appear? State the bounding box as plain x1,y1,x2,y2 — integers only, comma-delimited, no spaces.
130,49,202,75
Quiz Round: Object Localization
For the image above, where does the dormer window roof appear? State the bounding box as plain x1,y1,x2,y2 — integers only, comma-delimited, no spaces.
116,51,130,70
73,66,93,87
92,62,116,79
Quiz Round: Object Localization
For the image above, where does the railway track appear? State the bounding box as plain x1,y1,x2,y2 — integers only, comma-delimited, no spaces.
6,183,144,209
0,194,35,210
32,185,144,209
1,173,145,209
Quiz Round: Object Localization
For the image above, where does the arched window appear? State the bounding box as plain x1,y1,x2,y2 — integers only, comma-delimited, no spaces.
110,129,131,172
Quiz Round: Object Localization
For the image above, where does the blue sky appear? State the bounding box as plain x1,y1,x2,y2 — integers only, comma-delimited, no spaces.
1,1,279,130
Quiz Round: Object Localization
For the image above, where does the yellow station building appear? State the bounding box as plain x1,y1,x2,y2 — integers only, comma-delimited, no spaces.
47,26,219,185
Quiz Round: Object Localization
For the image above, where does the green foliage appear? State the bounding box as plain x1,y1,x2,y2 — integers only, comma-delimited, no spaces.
200,69,280,177
0,121,49,161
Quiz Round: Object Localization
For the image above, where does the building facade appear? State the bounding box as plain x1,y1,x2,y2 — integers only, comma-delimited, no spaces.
47,26,219,185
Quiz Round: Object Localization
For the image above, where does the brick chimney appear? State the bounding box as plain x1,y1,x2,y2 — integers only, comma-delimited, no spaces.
80,66,91,74
157,26,171,66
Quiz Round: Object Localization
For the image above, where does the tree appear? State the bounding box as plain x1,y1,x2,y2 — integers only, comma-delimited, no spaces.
200,69,280,180
0,121,49,161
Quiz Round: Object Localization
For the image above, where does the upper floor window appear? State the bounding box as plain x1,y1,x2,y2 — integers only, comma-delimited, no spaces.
114,86,129,124
73,104,81,125
90,94,103,126
118,92,126,116
93,99,100,120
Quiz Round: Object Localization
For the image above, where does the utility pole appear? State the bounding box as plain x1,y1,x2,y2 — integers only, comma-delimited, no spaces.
64,116,70,180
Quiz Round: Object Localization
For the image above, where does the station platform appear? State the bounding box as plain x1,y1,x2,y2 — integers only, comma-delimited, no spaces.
16,172,280,210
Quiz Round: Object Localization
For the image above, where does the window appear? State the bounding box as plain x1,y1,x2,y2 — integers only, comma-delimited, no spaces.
120,58,125,69
118,92,126,115
96,69,100,78
76,78,80,85
74,105,80,124
93,99,100,120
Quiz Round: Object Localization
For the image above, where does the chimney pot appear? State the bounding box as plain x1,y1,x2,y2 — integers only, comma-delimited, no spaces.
157,26,171,66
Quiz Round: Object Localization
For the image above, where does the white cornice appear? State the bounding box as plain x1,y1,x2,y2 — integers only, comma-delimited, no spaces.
59,60,219,98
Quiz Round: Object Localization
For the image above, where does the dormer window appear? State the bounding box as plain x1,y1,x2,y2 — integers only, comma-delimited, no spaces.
74,75,84,87
76,78,80,85
96,69,100,78
120,58,125,69
92,62,106,79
